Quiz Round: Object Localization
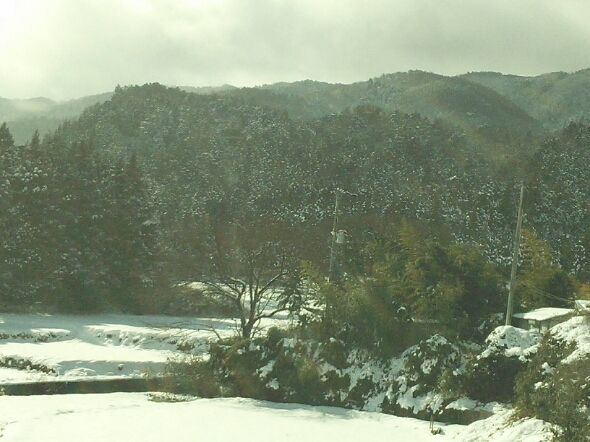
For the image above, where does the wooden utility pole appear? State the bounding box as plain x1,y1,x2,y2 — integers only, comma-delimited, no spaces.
505,182,525,326
328,189,341,282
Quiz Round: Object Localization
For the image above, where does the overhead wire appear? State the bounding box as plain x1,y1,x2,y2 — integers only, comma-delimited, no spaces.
517,278,577,305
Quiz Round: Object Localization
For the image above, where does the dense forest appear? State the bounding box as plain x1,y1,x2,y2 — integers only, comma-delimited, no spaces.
2,81,590,328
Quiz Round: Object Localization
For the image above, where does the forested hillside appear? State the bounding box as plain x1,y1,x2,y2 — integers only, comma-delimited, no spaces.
1,81,590,325
463,69,590,130
0,93,113,145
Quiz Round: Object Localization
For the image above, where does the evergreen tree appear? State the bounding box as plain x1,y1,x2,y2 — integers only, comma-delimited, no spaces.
29,129,41,153
0,122,14,149
104,152,157,311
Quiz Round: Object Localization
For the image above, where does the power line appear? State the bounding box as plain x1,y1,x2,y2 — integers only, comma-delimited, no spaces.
517,279,576,305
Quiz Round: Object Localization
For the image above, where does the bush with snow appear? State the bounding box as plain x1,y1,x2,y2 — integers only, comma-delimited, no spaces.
387,335,466,416
514,317,590,441
165,315,590,438
462,326,540,403
167,326,408,411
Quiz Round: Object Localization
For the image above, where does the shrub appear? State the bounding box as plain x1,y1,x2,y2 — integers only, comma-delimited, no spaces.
392,335,466,414
462,352,523,403
462,325,540,403
163,284,238,317
514,336,590,441
514,336,574,418
209,337,268,398
163,355,221,397
547,357,590,441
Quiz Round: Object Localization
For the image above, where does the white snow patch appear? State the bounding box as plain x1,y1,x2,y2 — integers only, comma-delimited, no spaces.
281,337,297,348
257,359,276,378
446,397,478,411
481,326,540,360
454,407,552,442
513,307,573,322
549,315,590,362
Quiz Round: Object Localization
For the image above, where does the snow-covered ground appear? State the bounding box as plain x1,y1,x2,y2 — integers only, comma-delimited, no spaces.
0,393,552,442
0,313,287,383
0,313,554,441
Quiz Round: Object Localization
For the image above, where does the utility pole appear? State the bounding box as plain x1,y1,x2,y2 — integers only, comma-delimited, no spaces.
328,189,341,282
506,182,525,326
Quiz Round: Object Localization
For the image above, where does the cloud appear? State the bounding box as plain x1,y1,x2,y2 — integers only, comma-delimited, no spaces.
0,0,589,99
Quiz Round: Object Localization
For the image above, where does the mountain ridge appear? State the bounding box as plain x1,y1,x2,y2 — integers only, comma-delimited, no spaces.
4,68,590,145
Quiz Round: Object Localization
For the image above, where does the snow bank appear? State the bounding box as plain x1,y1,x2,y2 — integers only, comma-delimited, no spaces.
446,397,479,411
454,408,551,442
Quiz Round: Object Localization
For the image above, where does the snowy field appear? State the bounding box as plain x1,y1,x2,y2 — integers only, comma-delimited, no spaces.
0,313,552,441
0,394,459,441
0,313,288,383
0,394,550,442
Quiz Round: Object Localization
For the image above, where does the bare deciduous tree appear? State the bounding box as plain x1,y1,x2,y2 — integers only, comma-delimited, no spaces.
198,216,303,338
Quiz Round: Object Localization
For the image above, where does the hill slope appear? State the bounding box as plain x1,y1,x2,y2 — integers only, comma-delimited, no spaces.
43,83,590,274
0,92,113,144
463,69,590,130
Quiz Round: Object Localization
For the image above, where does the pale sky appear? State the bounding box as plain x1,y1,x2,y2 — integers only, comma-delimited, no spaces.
1,0,590,101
